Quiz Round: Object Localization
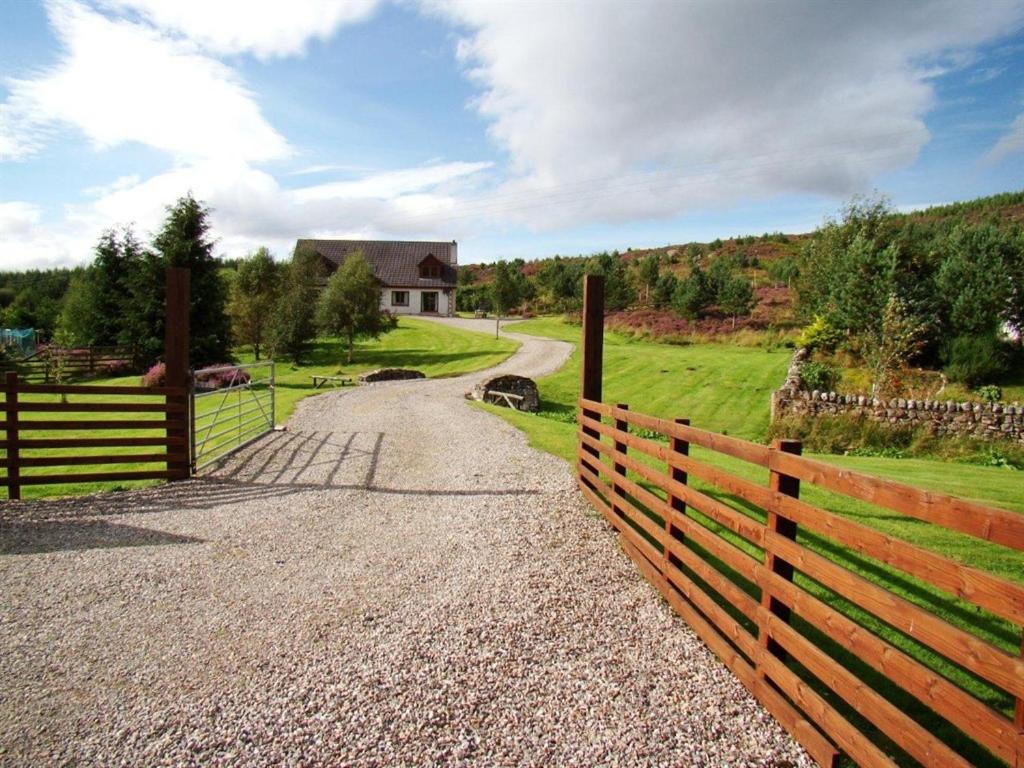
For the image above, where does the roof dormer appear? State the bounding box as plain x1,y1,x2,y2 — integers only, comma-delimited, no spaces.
418,254,445,279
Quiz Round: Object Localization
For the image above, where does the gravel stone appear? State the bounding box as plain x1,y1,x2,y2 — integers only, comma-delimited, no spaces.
0,317,810,767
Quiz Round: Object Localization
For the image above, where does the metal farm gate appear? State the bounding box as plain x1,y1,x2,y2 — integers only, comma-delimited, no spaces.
190,361,275,471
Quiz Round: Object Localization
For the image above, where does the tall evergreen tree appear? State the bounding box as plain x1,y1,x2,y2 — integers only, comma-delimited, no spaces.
935,224,1012,338
122,249,168,369
672,264,714,319
153,194,231,367
58,227,146,351
718,273,755,328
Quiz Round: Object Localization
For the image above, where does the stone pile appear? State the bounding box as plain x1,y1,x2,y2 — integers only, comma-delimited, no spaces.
358,368,426,383
468,374,540,412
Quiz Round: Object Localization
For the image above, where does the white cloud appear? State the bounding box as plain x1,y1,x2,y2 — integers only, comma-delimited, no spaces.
986,113,1024,162
291,161,493,202
0,159,490,269
101,0,381,59
0,202,43,238
0,0,289,163
968,65,1007,84
428,0,1024,229
0,201,91,270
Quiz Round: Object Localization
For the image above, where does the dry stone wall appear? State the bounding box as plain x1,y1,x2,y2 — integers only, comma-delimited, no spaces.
770,349,1024,444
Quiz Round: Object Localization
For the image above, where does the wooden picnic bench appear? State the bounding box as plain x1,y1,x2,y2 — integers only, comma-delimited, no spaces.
311,374,353,389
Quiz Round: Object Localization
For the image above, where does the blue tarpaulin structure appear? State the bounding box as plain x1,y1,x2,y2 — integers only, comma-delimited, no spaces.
1,328,36,358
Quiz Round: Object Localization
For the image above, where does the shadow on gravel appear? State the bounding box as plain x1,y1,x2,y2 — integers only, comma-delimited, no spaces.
0,519,204,555
1,429,540,522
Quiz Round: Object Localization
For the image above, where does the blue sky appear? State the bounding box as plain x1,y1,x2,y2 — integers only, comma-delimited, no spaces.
1,0,1024,269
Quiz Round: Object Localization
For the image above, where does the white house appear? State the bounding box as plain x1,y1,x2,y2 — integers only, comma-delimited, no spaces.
298,238,457,317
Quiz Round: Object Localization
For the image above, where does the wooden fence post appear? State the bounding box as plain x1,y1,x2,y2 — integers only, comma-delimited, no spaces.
4,371,20,501
579,274,604,490
165,267,190,481
665,418,690,568
761,438,802,664
613,403,628,519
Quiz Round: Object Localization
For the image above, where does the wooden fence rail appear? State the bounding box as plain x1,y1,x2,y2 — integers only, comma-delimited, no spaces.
0,345,139,383
1,372,189,500
576,396,1024,768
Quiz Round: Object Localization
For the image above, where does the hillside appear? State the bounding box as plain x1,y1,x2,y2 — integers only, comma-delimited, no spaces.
457,190,1024,340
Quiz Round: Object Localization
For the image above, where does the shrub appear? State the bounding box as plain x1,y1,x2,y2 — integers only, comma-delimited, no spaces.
799,361,839,392
975,384,1002,403
942,334,1008,386
796,315,844,351
141,362,165,388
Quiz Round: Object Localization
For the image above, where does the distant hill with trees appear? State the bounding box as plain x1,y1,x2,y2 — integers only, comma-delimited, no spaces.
2,189,1021,394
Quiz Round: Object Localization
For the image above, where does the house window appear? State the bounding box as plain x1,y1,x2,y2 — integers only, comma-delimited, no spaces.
391,291,409,306
420,264,440,278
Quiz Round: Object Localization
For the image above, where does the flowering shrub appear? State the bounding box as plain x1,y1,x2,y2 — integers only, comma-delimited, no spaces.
141,362,166,388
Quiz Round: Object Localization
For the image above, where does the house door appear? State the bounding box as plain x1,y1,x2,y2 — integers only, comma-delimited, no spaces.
421,291,438,313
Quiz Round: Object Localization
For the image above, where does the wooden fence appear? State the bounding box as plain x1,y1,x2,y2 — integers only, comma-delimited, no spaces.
1,372,189,500
0,344,138,383
1,269,191,501
576,396,1024,767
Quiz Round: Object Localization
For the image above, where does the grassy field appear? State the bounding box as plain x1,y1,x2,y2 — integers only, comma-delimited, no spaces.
244,317,518,426
2,318,518,500
486,316,1023,765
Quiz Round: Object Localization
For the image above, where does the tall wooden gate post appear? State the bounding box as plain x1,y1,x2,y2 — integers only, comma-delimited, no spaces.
165,267,190,481
761,438,802,664
579,274,604,489
4,371,20,500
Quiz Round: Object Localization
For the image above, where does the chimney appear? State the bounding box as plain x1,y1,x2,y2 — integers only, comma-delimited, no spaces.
450,240,458,266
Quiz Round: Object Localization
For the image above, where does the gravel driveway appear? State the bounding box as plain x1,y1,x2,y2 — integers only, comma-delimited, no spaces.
0,318,809,767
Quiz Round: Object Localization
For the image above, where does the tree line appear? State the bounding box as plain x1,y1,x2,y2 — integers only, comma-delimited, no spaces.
794,196,1024,390
3,195,391,370
457,247,757,326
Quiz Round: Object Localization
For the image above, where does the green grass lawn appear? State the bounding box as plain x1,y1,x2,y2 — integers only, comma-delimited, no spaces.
503,316,791,439
487,316,1023,766
242,317,518,426
2,318,518,500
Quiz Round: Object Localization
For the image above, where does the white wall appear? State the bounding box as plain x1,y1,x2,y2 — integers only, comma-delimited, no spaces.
380,288,452,316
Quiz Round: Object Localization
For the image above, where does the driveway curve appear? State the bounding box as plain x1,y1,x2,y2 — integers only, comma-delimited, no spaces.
0,318,809,767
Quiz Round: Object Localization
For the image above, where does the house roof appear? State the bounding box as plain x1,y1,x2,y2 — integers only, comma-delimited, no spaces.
298,239,457,288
